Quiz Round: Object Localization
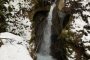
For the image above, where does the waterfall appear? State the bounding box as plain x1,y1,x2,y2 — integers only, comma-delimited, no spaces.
37,2,56,60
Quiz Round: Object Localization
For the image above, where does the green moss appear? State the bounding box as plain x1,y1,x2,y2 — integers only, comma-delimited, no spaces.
57,15,73,39
0,0,7,32
65,15,73,29
30,20,35,24
59,28,83,44
29,30,35,44
0,39,4,47
8,6,13,12
57,15,83,44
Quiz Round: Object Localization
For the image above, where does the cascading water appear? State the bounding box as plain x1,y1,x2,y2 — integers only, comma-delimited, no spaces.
37,2,56,60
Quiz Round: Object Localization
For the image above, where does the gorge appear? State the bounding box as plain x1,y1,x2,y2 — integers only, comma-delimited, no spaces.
0,0,90,60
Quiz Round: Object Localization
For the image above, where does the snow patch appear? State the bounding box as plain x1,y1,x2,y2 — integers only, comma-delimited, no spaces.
85,48,90,56
0,45,33,60
66,48,76,60
0,32,33,60
4,0,33,40
71,13,87,33
70,0,90,57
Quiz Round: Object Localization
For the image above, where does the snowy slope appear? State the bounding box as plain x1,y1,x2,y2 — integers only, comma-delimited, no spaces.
0,45,33,60
0,32,33,60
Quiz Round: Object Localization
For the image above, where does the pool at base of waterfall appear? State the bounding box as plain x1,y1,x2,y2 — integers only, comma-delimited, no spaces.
37,54,56,60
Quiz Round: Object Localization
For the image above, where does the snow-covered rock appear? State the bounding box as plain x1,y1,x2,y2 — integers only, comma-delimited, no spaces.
0,45,33,60
58,0,90,60
0,32,33,60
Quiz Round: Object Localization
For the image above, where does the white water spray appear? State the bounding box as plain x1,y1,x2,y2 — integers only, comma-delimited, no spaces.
37,2,56,60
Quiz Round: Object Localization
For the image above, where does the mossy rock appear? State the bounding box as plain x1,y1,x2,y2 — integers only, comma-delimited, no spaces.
57,15,85,60
29,30,35,44
29,29,37,60
0,38,4,47
58,15,83,45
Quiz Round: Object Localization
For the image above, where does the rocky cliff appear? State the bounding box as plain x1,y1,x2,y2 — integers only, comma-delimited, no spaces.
56,0,90,60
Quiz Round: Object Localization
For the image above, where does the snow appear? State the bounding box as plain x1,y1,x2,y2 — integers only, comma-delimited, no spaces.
79,1,89,6
69,0,90,57
4,0,34,40
0,45,33,60
83,43,90,47
82,33,90,42
6,16,32,40
71,13,87,33
0,32,25,46
4,0,34,14
81,0,90,56
83,11,90,16
66,48,76,60
88,17,90,24
0,32,33,60
85,48,90,56
0,32,23,41
71,52,76,58
70,52,76,60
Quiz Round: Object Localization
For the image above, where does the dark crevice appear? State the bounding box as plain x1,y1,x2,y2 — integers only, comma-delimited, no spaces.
33,10,49,27
63,14,71,28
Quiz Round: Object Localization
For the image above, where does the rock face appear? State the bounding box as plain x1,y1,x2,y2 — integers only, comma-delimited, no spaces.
34,18,47,52
28,0,50,21
56,0,90,60
58,0,65,11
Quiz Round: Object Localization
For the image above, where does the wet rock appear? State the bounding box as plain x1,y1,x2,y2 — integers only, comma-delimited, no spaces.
50,0,60,58
35,18,47,52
